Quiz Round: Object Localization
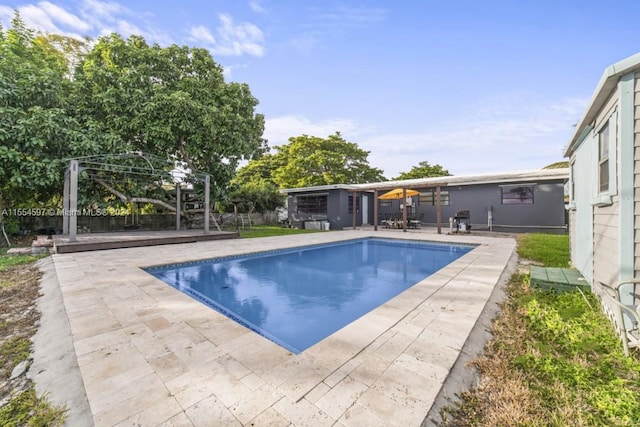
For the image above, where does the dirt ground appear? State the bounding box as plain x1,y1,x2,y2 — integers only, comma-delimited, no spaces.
0,262,41,407
0,234,42,402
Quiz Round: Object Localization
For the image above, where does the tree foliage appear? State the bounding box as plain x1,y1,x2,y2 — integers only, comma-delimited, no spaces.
270,132,385,188
229,153,285,212
72,33,266,202
392,161,450,180
0,13,92,212
544,161,569,169
0,15,267,220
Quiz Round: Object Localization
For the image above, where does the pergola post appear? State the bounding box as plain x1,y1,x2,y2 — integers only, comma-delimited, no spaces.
68,159,78,242
436,185,442,234
373,189,378,231
204,175,210,234
175,183,181,231
351,191,357,230
402,188,407,232
63,166,70,235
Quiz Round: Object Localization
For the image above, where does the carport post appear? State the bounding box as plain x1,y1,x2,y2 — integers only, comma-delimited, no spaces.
204,174,210,233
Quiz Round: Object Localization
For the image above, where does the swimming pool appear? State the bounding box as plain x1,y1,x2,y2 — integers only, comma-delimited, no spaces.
145,238,473,353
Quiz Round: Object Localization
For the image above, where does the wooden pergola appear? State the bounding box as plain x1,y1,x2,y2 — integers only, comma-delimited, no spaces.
349,183,448,233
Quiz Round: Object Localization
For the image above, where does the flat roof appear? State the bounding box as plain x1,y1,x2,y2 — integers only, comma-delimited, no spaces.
282,168,568,194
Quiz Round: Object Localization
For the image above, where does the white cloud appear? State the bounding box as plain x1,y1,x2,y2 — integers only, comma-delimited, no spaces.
361,96,588,177
0,0,172,44
190,25,216,44
265,96,587,179
189,14,264,57
264,115,362,147
0,5,13,21
249,0,265,14
39,1,90,31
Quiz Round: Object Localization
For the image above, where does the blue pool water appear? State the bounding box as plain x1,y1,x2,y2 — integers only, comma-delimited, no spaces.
145,238,473,353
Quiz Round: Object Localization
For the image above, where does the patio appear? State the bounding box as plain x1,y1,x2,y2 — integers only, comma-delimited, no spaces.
30,228,516,426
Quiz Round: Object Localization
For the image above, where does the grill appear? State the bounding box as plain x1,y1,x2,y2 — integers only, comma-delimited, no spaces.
454,210,471,233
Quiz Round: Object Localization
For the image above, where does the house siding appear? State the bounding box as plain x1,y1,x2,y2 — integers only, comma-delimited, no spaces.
570,137,595,282
634,74,640,278
375,181,567,233
593,203,619,286
591,87,621,288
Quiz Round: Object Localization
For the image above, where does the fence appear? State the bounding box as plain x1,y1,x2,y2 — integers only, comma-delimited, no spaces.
15,211,282,234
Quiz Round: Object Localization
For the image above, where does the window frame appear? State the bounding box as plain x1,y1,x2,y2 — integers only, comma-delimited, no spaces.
296,194,328,214
500,184,535,205
418,190,450,206
592,111,617,207
598,122,610,194
348,194,361,214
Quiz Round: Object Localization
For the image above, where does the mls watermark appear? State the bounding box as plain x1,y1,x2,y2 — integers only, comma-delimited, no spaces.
2,208,110,217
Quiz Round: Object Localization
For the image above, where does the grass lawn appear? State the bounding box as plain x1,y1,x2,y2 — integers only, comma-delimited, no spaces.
441,233,640,426
239,225,322,238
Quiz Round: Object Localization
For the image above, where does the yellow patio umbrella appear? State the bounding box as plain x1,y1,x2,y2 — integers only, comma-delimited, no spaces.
378,188,420,200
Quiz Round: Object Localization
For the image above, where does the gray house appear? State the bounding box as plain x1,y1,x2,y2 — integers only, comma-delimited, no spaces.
283,168,568,233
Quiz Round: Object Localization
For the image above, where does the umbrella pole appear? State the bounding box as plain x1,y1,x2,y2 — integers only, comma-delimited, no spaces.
402,188,407,232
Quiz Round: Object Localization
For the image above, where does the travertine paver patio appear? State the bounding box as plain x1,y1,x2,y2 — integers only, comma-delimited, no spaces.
34,228,516,426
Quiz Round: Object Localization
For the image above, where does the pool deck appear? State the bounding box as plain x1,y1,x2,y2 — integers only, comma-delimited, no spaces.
52,230,239,254
30,228,516,427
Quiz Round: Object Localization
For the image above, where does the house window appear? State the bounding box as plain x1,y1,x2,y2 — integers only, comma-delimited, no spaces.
419,190,450,206
501,185,534,205
598,123,609,193
570,162,575,203
296,195,327,214
348,195,360,214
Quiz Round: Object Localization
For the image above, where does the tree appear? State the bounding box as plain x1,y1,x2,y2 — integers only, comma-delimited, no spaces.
270,132,385,188
227,180,285,213
229,153,285,212
71,33,266,212
393,161,450,180
544,161,569,169
0,13,93,215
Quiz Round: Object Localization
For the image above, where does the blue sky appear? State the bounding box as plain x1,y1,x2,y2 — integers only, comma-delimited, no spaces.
1,0,639,178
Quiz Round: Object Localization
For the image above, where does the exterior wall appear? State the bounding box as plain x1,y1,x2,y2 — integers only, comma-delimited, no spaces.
375,181,567,233
593,201,620,286
634,74,640,278
287,190,369,230
592,91,621,288
570,138,595,283
568,209,577,265
287,179,567,233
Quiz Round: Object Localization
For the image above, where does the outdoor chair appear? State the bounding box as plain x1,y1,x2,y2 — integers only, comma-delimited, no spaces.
409,213,424,229
599,279,640,355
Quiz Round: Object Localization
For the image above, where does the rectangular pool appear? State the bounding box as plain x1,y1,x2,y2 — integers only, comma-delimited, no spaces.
144,238,473,353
